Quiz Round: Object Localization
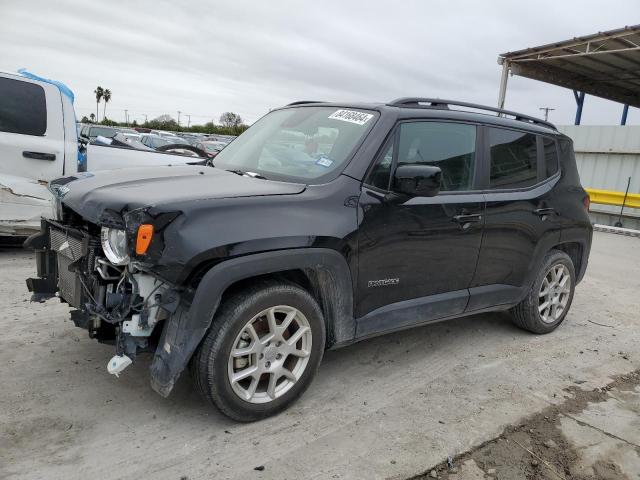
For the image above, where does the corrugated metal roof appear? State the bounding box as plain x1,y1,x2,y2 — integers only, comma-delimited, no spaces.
499,25,640,107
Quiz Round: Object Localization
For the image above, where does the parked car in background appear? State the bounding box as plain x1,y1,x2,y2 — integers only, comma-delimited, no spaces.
205,134,236,144
140,134,206,157
80,125,120,142
117,127,141,138
25,98,592,421
93,132,153,151
119,132,142,142
150,130,181,140
195,140,227,158
176,132,202,145
140,134,188,149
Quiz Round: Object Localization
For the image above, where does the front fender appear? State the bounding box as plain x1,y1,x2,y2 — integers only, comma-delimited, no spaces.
149,248,354,397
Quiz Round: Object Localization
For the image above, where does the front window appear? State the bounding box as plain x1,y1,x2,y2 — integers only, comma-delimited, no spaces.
366,121,476,192
397,122,476,192
213,106,378,182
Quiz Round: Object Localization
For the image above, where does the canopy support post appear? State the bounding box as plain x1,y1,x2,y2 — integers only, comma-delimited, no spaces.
621,104,629,125
497,61,509,110
573,90,585,125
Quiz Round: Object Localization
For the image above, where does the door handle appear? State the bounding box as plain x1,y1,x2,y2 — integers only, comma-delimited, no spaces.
453,214,482,224
533,207,555,217
23,151,56,161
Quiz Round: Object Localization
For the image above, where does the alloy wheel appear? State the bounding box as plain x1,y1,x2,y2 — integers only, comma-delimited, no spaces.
227,305,312,404
538,263,571,323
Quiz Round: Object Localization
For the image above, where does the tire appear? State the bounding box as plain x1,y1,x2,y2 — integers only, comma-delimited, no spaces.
510,249,576,334
191,280,325,422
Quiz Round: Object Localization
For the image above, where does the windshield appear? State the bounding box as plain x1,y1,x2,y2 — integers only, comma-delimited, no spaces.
213,106,378,182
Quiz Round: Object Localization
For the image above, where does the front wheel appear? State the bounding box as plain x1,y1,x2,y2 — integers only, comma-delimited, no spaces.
191,281,325,421
510,249,576,334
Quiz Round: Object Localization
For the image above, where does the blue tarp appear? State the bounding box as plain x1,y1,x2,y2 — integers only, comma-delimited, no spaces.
17,68,75,104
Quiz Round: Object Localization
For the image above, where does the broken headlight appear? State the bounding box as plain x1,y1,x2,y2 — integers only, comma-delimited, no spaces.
101,227,130,266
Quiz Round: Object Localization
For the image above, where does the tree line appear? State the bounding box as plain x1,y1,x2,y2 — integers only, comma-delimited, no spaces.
82,86,249,135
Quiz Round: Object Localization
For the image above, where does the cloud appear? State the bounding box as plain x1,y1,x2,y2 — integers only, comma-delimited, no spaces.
1,0,638,125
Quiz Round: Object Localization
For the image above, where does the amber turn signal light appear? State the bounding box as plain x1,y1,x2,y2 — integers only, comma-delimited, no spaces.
135,224,154,255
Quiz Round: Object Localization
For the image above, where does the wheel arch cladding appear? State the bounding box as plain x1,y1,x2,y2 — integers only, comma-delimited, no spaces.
149,248,354,397
552,241,586,282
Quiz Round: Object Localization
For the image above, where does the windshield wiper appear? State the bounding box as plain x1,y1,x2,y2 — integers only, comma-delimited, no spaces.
226,169,267,180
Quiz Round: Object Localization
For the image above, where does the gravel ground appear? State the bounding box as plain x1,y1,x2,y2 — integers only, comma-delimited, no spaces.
1,231,638,480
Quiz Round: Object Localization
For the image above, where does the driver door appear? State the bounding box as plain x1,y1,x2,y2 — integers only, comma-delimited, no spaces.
355,121,485,337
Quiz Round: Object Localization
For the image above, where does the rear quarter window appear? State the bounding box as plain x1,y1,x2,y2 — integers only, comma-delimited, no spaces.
488,128,538,189
0,77,47,136
543,137,559,177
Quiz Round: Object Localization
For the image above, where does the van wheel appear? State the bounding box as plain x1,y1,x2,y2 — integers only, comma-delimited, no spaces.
191,281,325,422
510,250,576,334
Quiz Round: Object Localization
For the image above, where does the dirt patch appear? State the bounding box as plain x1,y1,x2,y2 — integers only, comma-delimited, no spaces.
411,369,640,480
0,415,86,478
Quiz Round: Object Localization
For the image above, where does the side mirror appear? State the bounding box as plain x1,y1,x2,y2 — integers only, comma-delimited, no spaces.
393,164,442,197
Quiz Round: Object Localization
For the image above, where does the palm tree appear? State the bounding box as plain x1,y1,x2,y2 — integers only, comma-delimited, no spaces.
94,86,104,121
102,89,111,121
89,113,95,123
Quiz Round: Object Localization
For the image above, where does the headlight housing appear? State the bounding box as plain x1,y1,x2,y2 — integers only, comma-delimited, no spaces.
101,227,130,266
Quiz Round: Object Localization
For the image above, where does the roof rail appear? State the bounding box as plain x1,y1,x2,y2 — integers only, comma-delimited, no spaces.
387,97,556,130
287,100,326,106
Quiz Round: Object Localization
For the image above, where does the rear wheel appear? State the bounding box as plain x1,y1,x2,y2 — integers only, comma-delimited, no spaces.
191,281,325,421
510,250,575,334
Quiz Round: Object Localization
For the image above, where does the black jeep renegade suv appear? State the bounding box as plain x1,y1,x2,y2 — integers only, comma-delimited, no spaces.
26,98,592,421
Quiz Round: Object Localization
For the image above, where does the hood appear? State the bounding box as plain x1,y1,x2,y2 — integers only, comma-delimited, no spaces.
54,165,305,223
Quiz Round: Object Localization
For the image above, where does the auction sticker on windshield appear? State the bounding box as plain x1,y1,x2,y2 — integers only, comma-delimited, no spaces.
328,109,374,125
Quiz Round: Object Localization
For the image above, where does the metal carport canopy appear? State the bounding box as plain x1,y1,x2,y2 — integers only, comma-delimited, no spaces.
497,25,640,114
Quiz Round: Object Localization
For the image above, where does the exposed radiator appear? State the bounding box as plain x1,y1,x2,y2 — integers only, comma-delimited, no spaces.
50,227,85,307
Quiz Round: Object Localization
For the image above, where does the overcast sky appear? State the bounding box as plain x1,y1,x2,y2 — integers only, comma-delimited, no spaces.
1,0,639,126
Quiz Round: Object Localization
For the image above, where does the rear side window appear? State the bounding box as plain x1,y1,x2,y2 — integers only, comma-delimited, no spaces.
543,137,559,177
397,122,476,191
0,77,47,136
558,138,573,162
488,128,538,189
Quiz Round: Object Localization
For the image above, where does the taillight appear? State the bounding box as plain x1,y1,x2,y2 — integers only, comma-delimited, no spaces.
135,224,154,255
583,195,590,211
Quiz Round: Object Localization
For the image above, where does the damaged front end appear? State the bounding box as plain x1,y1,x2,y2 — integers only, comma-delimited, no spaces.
25,211,181,379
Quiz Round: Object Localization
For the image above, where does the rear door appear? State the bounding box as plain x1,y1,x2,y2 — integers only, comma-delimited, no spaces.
0,74,64,182
356,120,485,336
467,126,562,311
